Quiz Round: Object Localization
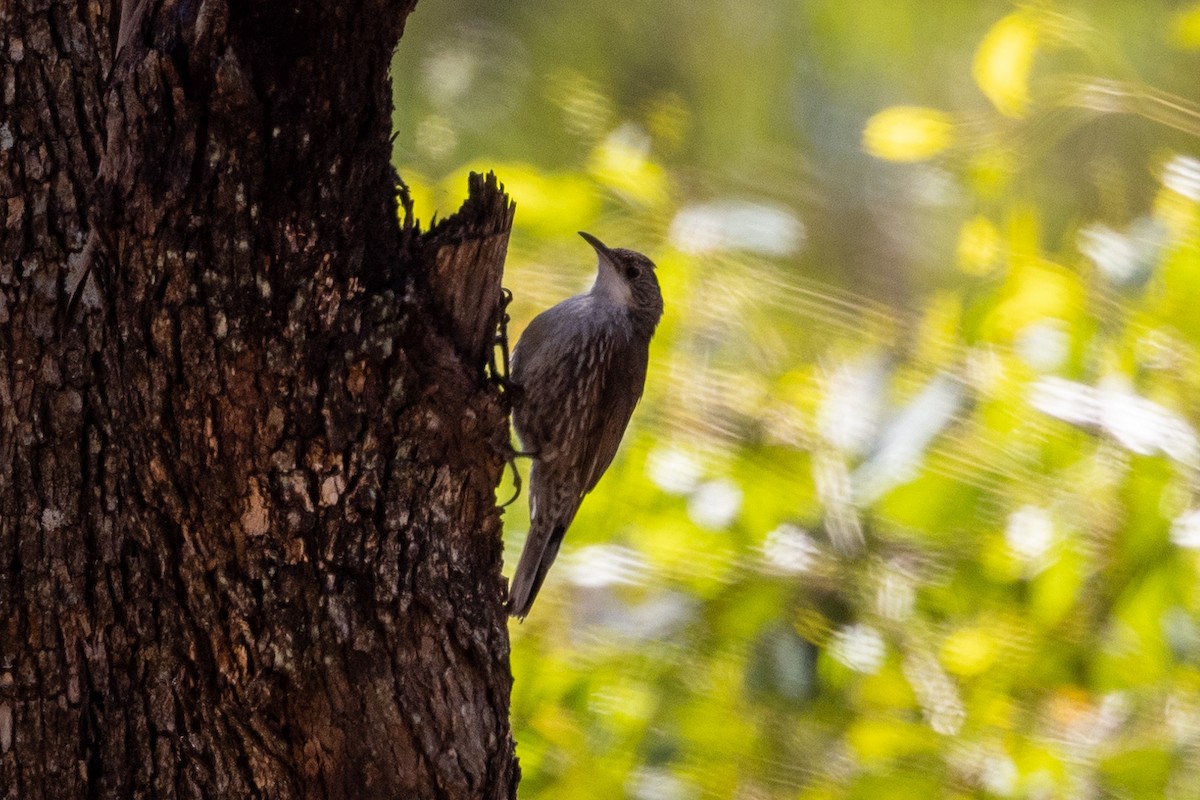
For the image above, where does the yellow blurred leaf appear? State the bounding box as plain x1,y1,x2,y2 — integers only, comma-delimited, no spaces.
846,718,932,764
858,662,918,710
1030,546,1083,627
396,170,438,226
798,790,840,800
940,626,998,677
601,681,657,729
862,106,954,162
588,124,669,206
957,215,1002,275
977,693,1016,730
986,260,1083,339
983,209,1083,339
1171,3,1200,49
973,11,1040,118
529,704,583,745
1007,203,1041,260
441,161,598,236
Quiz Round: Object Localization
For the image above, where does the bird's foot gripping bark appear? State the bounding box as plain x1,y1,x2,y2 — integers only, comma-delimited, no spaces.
491,285,528,508
497,443,539,508
488,286,516,397
499,447,523,508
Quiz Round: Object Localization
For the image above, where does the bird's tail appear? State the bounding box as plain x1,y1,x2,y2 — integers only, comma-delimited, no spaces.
507,518,566,619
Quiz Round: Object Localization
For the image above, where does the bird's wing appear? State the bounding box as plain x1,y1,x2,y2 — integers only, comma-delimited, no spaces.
578,335,649,496
512,304,649,496
509,309,562,454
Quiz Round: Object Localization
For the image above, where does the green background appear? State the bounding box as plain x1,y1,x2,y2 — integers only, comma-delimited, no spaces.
394,2,1200,797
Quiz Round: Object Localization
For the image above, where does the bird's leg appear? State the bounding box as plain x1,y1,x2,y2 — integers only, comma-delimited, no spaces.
487,285,540,507
500,453,523,508
490,286,527,507
498,444,538,508
488,287,515,396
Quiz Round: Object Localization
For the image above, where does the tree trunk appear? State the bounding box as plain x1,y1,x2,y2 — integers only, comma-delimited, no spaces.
0,1,519,797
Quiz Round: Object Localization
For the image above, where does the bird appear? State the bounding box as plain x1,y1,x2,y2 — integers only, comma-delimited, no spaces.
506,231,663,619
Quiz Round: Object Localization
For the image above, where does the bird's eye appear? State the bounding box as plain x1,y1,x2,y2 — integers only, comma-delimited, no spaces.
625,266,640,280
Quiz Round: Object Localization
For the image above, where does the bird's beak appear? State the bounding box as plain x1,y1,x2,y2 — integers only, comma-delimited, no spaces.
579,231,617,265
580,231,633,305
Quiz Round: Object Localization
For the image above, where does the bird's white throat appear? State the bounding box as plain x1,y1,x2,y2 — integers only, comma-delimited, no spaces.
590,259,634,307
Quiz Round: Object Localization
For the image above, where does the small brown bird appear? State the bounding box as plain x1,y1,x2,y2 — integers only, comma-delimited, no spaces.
507,232,663,618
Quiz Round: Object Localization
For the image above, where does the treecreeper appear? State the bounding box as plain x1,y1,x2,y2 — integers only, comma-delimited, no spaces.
507,232,664,618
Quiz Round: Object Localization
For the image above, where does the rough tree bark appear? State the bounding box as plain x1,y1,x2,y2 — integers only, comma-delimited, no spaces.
0,1,520,797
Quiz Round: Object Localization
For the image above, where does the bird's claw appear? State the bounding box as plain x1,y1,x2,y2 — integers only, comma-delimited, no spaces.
489,287,515,395
497,445,537,508
500,457,522,507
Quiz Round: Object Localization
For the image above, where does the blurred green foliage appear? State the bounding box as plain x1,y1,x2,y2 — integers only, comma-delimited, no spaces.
394,1,1200,797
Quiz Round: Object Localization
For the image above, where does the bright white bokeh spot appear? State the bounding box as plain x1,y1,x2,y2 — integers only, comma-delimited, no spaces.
903,652,965,735
1163,154,1200,202
829,624,886,674
628,768,690,800
422,47,477,105
1015,320,1070,371
687,479,742,529
853,373,964,504
646,447,704,495
415,114,457,160
1099,377,1200,466
1028,376,1098,428
909,167,960,207
1065,692,1130,749
1006,505,1056,563
1166,693,1200,742
1171,509,1200,549
876,566,917,621
1078,219,1164,285
564,544,647,588
760,524,820,574
818,355,887,454
981,756,1019,796
669,201,805,257
1029,376,1200,467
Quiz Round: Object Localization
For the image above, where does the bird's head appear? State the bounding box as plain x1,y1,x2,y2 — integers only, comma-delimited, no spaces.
580,231,663,331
